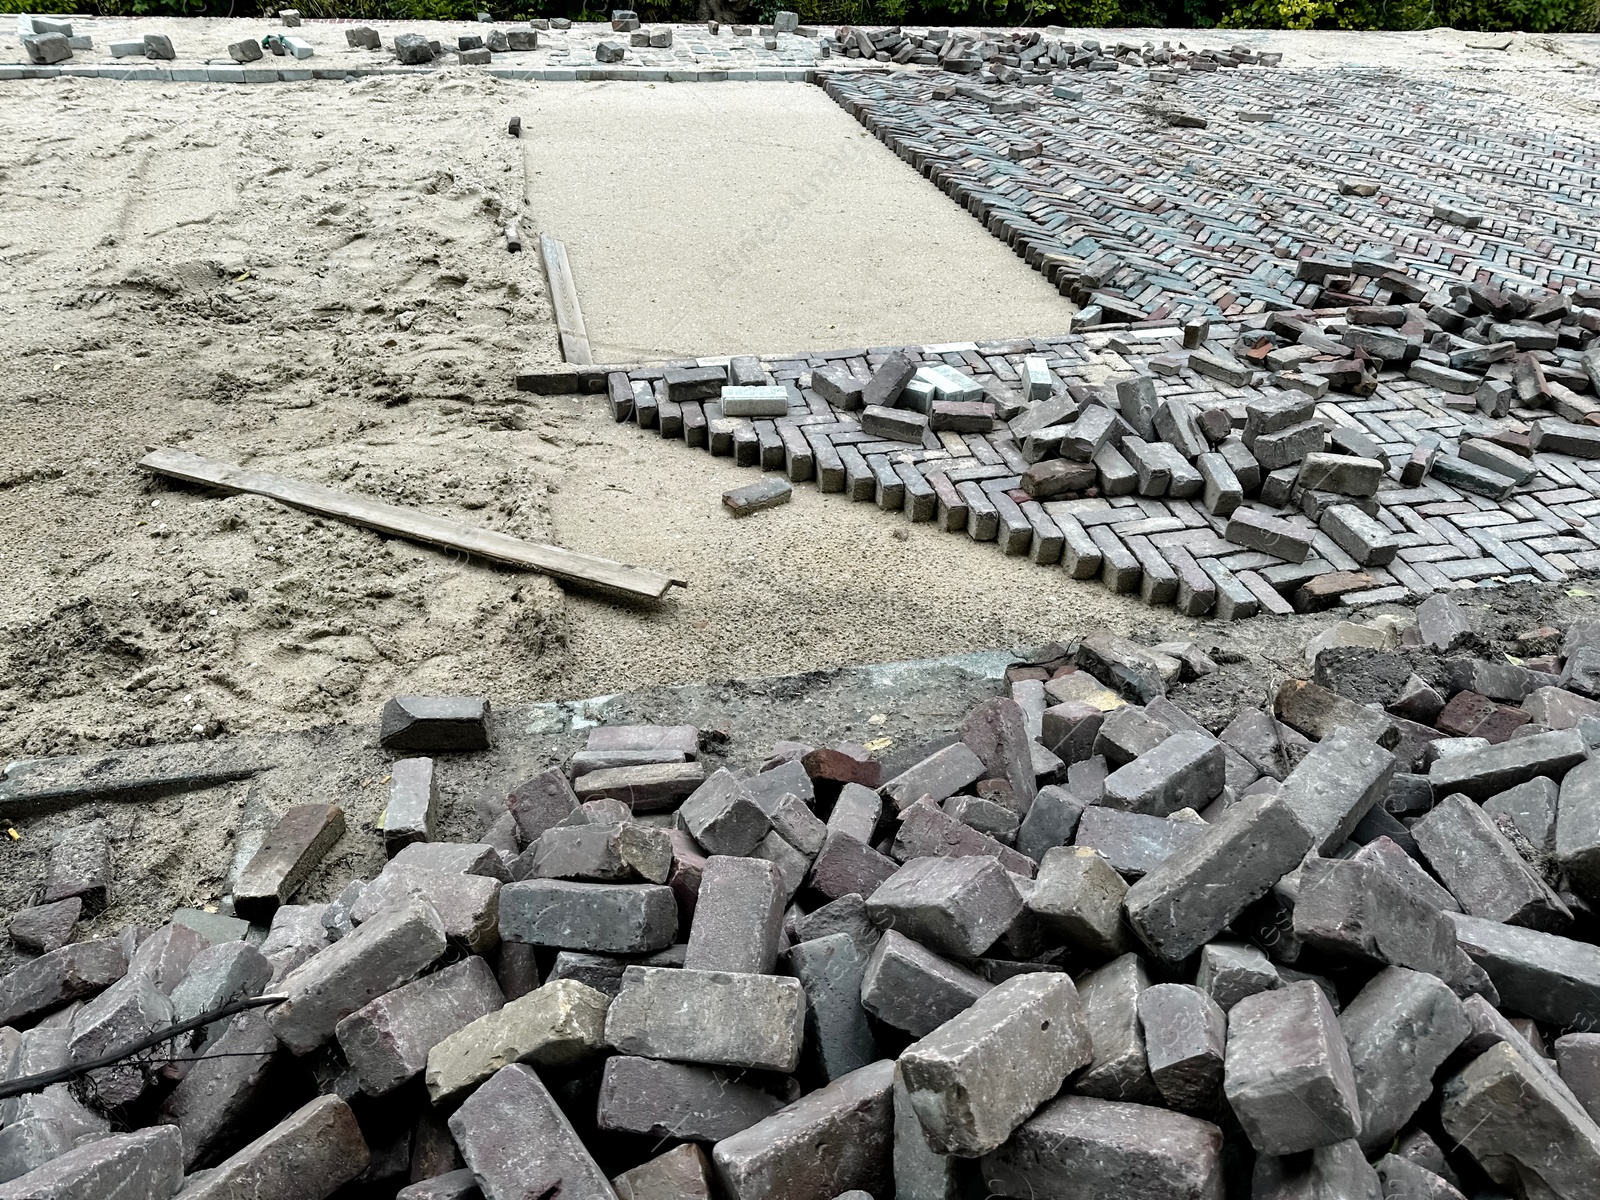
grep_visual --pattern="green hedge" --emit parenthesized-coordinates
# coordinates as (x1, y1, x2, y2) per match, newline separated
(4, 0, 1591, 37)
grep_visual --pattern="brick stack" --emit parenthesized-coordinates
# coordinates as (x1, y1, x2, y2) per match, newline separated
(6, 607, 1600, 1197)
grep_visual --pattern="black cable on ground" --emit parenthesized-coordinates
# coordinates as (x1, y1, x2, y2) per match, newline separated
(0, 993, 287, 1102)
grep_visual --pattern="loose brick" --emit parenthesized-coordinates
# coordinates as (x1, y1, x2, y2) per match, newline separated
(425, 978, 610, 1104)
(711, 1060, 894, 1200)
(1124, 791, 1312, 964)
(499, 879, 677, 954)
(684, 856, 786, 973)
(605, 966, 805, 1072)
(1138, 983, 1226, 1116)
(267, 897, 447, 1056)
(866, 855, 1023, 959)
(1028, 846, 1129, 957)
(981, 1095, 1224, 1200)
(597, 1056, 790, 1142)
(1415, 793, 1571, 929)
(1102, 731, 1224, 817)
(234, 803, 346, 923)
(180, 1095, 368, 1200)
(899, 973, 1091, 1155)
(859, 929, 992, 1037)
(1224, 980, 1361, 1155)
(449, 1064, 611, 1199)
(379, 695, 489, 752)
(1072, 953, 1158, 1104)
(1340, 966, 1471, 1153)
(334, 955, 504, 1096)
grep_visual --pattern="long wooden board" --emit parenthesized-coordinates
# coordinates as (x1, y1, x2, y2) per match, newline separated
(139, 449, 686, 603)
(540, 234, 593, 365)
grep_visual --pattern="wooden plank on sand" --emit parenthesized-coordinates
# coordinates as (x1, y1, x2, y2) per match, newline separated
(138, 448, 686, 603)
(540, 233, 593, 365)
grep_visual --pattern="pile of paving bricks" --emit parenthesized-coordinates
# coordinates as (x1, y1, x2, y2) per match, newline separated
(5, 602, 1600, 1197)
(526, 277, 1600, 618)
(826, 24, 1279, 78)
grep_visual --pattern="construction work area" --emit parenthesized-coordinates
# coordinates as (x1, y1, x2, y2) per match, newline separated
(5, 11, 1600, 1200)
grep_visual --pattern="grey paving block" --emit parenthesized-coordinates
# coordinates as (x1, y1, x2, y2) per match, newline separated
(1555, 1032, 1600, 1124)
(891, 800, 1036, 877)
(1102, 731, 1225, 817)
(159, 1008, 281, 1170)
(354, 862, 502, 952)
(1440, 1040, 1600, 1200)
(7, 898, 80, 957)
(576, 761, 707, 812)
(379, 695, 490, 752)
(1028, 845, 1129, 957)
(396, 1169, 481, 1200)
(1224, 979, 1361, 1155)
(1124, 791, 1311, 963)
(266, 897, 448, 1055)
(0, 1127, 182, 1200)
(1415, 792, 1571, 929)
(685, 855, 785, 973)
(334, 955, 504, 1095)
(598, 1055, 790, 1142)
(1556, 755, 1600, 900)
(383, 758, 439, 855)
(40, 822, 112, 909)
(1137, 983, 1225, 1117)
(980, 1094, 1224, 1200)
(606, 965, 805, 1072)
(499, 879, 676, 954)
(807, 829, 899, 901)
(785, 932, 878, 1083)
(893, 1062, 971, 1200)
(1040, 701, 1105, 765)
(169, 940, 272, 1026)
(1195, 940, 1280, 1011)
(424, 978, 609, 1104)
(1253, 1140, 1381, 1200)
(725, 477, 793, 516)
(612, 1144, 714, 1200)
(507, 767, 580, 842)
(880, 743, 986, 812)
(235, 803, 346, 923)
(1072, 952, 1158, 1104)
(1349, 834, 1460, 913)
(0, 940, 126, 1029)
(711, 1059, 894, 1200)
(1447, 912, 1600, 1030)
(790, 892, 877, 951)
(1015, 784, 1089, 862)
(259, 904, 330, 982)
(1293, 858, 1485, 998)
(680, 769, 771, 856)
(1091, 706, 1170, 770)
(900, 973, 1091, 1155)
(1373, 1154, 1467, 1200)
(180, 1095, 369, 1200)
(1428, 727, 1587, 801)
(1073, 806, 1203, 880)
(1340, 966, 1470, 1154)
(448, 1064, 611, 1200)
(959, 697, 1038, 810)
(1275, 730, 1395, 854)
(859, 929, 992, 1037)
(866, 855, 1022, 958)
